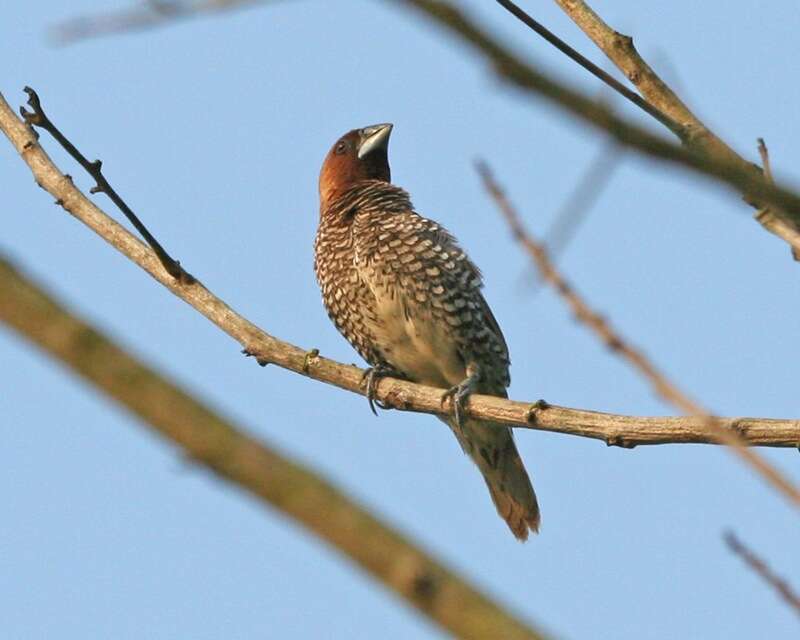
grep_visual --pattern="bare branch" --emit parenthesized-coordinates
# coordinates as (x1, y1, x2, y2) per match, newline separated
(724, 531, 800, 619)
(3, 89, 800, 450)
(19, 87, 192, 283)
(495, 0, 684, 137)
(546, 0, 800, 253)
(543, 139, 622, 259)
(753, 139, 800, 260)
(0, 256, 549, 640)
(50, 0, 265, 45)
(51, 0, 800, 249)
(390, 0, 800, 247)
(476, 160, 800, 509)
(2, 91, 800, 452)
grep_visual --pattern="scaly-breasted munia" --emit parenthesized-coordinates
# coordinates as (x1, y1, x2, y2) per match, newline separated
(314, 123, 539, 539)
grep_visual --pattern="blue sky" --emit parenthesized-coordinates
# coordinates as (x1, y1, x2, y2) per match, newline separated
(2, 1, 799, 638)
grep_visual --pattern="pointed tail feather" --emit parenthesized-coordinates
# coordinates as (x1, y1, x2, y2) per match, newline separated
(447, 417, 540, 540)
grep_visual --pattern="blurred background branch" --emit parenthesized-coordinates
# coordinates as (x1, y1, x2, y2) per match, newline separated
(724, 531, 800, 619)
(0, 253, 550, 640)
(49, 0, 800, 254)
(476, 160, 800, 510)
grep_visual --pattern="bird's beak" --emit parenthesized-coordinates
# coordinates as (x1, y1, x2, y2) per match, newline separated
(357, 123, 393, 159)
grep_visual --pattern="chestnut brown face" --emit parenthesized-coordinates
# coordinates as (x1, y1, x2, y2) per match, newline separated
(319, 123, 393, 210)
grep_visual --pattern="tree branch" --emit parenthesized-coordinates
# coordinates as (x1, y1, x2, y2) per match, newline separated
(2, 90, 800, 451)
(494, 0, 685, 137)
(724, 531, 800, 619)
(391, 0, 800, 250)
(50, 0, 266, 45)
(0, 255, 548, 640)
(51, 0, 800, 250)
(475, 160, 800, 509)
(546, 0, 800, 252)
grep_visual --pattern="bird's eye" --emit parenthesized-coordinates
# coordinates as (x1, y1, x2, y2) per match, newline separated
(335, 141, 348, 155)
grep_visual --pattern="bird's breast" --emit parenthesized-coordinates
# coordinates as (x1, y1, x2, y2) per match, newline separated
(357, 259, 467, 389)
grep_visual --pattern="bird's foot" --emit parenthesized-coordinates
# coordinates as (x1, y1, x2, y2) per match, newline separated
(441, 368, 481, 432)
(361, 364, 398, 416)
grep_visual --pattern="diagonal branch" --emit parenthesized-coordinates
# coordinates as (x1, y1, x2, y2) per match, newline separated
(542, 139, 622, 260)
(0, 255, 549, 640)
(2, 91, 800, 451)
(545, 0, 800, 251)
(18, 87, 193, 283)
(724, 531, 800, 619)
(494, 0, 684, 137)
(51, 0, 800, 250)
(50, 0, 267, 45)
(476, 160, 800, 510)
(390, 0, 800, 249)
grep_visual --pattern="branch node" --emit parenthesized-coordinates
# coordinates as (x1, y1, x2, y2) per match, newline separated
(241, 347, 269, 367)
(612, 31, 633, 49)
(606, 434, 636, 449)
(526, 399, 550, 426)
(729, 418, 747, 439)
(302, 348, 320, 373)
(411, 570, 439, 604)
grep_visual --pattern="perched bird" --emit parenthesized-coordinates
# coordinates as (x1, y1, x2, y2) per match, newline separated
(314, 123, 540, 539)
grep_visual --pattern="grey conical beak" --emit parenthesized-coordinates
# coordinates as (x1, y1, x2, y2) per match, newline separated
(357, 123, 393, 159)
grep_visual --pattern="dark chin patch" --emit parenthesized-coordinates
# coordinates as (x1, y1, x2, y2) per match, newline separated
(361, 148, 391, 183)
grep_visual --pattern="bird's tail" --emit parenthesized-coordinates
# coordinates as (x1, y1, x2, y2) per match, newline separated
(447, 417, 540, 541)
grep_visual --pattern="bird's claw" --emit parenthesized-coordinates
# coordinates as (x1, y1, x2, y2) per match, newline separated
(361, 365, 395, 416)
(441, 371, 480, 432)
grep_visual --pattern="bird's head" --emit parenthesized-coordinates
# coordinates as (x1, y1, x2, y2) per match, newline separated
(319, 123, 393, 210)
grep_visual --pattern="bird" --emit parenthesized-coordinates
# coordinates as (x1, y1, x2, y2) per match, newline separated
(314, 123, 540, 540)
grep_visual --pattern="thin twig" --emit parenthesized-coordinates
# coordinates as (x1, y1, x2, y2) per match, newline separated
(724, 531, 800, 619)
(495, 0, 684, 137)
(546, 0, 800, 253)
(0, 256, 548, 640)
(753, 139, 800, 260)
(392, 0, 800, 242)
(2, 91, 800, 450)
(475, 159, 800, 510)
(543, 139, 622, 259)
(50, 0, 262, 44)
(18, 87, 193, 284)
(50, 1, 800, 245)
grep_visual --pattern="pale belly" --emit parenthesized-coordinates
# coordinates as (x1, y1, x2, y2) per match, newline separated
(367, 285, 465, 389)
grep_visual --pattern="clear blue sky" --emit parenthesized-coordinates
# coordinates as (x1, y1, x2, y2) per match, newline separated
(3, 1, 799, 638)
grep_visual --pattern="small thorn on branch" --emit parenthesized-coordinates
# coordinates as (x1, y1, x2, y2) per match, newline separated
(241, 347, 269, 367)
(606, 435, 636, 449)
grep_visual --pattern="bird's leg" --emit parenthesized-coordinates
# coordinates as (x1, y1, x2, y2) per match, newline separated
(441, 364, 482, 432)
(361, 363, 400, 416)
